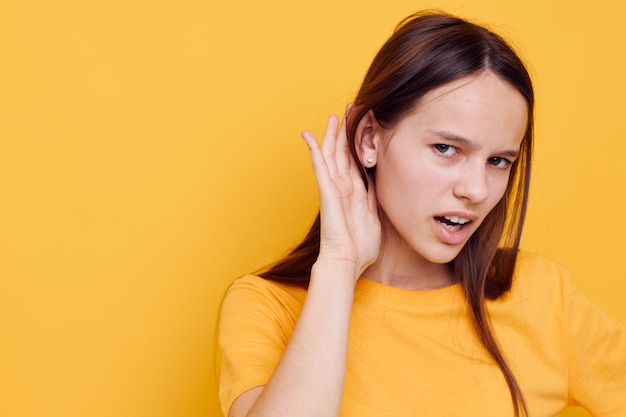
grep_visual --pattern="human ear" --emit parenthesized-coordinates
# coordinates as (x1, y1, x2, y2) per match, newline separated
(354, 110, 383, 168)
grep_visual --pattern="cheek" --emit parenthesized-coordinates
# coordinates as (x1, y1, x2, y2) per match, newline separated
(377, 151, 455, 195)
(487, 178, 511, 210)
(375, 164, 445, 216)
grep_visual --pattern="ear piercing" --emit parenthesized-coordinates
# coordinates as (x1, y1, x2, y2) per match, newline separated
(366, 157, 375, 164)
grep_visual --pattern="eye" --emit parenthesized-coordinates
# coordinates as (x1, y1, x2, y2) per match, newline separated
(433, 144, 458, 156)
(488, 156, 512, 169)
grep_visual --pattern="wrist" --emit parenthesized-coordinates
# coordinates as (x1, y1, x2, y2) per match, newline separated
(311, 257, 361, 288)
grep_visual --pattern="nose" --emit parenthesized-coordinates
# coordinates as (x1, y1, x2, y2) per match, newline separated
(453, 163, 489, 203)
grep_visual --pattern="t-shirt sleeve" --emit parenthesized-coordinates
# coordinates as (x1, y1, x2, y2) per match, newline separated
(217, 276, 302, 417)
(566, 282, 626, 416)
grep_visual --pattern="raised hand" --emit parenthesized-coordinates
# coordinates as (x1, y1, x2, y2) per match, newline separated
(301, 108, 381, 282)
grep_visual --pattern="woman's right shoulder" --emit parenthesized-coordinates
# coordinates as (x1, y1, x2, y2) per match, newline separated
(226, 274, 307, 298)
(221, 275, 307, 318)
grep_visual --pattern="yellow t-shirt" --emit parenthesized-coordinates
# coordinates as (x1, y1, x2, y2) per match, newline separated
(217, 253, 626, 416)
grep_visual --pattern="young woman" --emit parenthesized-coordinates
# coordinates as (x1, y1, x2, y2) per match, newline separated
(218, 11, 626, 417)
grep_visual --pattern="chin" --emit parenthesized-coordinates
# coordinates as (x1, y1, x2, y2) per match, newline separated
(420, 244, 465, 265)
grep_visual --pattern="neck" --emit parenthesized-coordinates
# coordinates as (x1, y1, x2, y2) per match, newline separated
(362, 214, 460, 290)
(363, 247, 457, 291)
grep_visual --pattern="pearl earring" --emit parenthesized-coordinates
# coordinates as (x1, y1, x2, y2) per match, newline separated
(366, 157, 374, 164)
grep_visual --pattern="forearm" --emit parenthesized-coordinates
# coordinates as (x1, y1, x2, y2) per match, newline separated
(246, 260, 358, 417)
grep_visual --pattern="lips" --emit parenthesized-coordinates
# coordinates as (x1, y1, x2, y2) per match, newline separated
(431, 212, 478, 246)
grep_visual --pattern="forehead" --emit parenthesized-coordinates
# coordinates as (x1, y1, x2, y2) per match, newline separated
(400, 72, 529, 149)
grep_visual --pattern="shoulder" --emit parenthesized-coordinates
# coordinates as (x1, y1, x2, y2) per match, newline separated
(513, 251, 571, 279)
(221, 275, 307, 324)
(510, 251, 572, 296)
(491, 251, 573, 316)
(224, 274, 307, 303)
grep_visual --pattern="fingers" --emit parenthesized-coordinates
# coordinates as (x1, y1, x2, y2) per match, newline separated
(300, 106, 367, 196)
(302, 113, 342, 180)
(300, 129, 321, 153)
(301, 129, 332, 192)
(320, 106, 357, 178)
(321, 114, 341, 177)
(334, 109, 351, 175)
(338, 105, 364, 182)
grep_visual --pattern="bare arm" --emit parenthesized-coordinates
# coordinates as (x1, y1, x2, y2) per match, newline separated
(228, 110, 381, 417)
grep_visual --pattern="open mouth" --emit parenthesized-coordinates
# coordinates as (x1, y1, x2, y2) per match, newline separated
(435, 215, 471, 232)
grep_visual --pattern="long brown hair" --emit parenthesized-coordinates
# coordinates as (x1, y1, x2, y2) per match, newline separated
(260, 11, 533, 416)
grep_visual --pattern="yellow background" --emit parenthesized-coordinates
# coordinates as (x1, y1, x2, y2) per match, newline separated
(1, 0, 624, 416)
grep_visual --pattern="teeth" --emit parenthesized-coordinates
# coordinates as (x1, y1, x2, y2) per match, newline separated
(444, 215, 470, 225)
(441, 223, 462, 232)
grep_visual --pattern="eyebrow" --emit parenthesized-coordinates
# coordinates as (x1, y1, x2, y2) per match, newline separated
(429, 129, 520, 158)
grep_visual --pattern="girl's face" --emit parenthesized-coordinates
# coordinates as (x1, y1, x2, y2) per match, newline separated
(363, 71, 528, 274)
